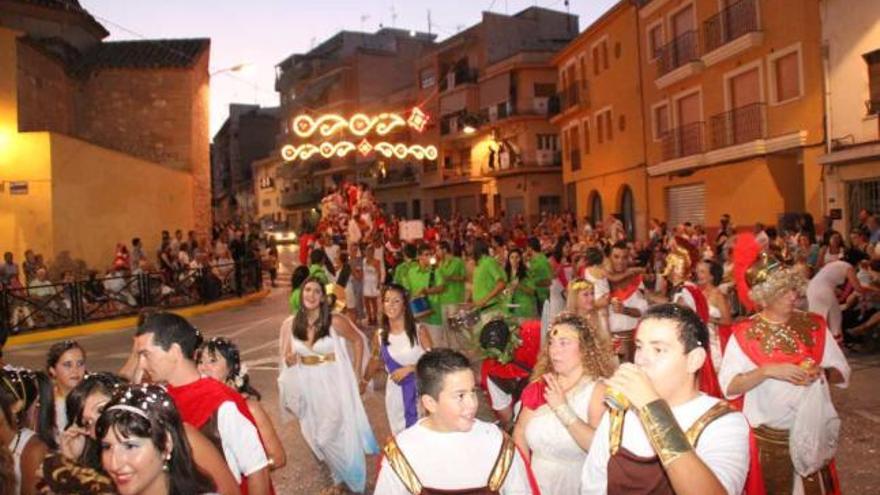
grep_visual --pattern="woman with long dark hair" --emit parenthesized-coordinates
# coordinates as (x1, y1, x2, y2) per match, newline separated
(96, 384, 214, 495)
(503, 248, 537, 318)
(196, 337, 286, 470)
(46, 340, 86, 440)
(277, 277, 378, 493)
(365, 284, 432, 434)
(0, 369, 50, 495)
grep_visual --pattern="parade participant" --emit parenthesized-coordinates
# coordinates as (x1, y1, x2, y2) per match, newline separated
(96, 384, 216, 495)
(277, 278, 378, 494)
(45, 340, 86, 439)
(503, 248, 537, 318)
(472, 238, 508, 312)
(393, 244, 418, 290)
(134, 312, 271, 495)
(197, 337, 286, 470)
(0, 369, 50, 495)
(565, 278, 613, 354)
(375, 348, 538, 494)
(607, 242, 648, 363)
(696, 259, 732, 375)
(406, 245, 446, 346)
(365, 284, 432, 434)
(288, 265, 310, 315)
(477, 317, 542, 431)
(525, 238, 552, 311)
(514, 313, 615, 494)
(436, 241, 466, 307)
(807, 257, 880, 339)
(308, 248, 333, 285)
(55, 373, 238, 495)
(363, 243, 382, 326)
(581, 304, 751, 495)
(720, 233, 851, 494)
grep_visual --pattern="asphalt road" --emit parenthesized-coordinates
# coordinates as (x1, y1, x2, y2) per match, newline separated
(5, 256, 880, 493)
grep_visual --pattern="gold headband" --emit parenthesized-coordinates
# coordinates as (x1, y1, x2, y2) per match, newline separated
(569, 278, 594, 293)
(549, 324, 581, 340)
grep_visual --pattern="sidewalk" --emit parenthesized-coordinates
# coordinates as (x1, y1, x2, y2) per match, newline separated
(6, 289, 271, 348)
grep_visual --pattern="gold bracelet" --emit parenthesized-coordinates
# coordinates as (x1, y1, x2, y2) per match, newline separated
(553, 403, 579, 427)
(636, 399, 693, 467)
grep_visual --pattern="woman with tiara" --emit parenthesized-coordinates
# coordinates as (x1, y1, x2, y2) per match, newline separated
(278, 277, 378, 494)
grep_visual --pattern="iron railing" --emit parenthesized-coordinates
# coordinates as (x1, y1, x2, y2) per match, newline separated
(703, 0, 760, 53)
(657, 30, 701, 77)
(0, 260, 262, 334)
(662, 121, 704, 160)
(439, 67, 480, 92)
(709, 102, 766, 150)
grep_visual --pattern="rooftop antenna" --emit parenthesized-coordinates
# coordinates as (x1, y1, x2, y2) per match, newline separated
(427, 9, 432, 35)
(390, 2, 398, 27)
(360, 14, 370, 31)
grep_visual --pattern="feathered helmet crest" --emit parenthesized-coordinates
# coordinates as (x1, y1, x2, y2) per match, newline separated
(733, 232, 806, 312)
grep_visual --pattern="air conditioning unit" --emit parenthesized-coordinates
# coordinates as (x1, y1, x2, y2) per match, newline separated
(533, 97, 549, 115)
(488, 106, 498, 122)
(536, 150, 553, 166)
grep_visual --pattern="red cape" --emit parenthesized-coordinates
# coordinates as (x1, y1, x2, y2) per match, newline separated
(610, 275, 643, 302)
(480, 321, 542, 402)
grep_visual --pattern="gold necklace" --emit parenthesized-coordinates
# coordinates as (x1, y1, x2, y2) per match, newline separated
(747, 311, 818, 355)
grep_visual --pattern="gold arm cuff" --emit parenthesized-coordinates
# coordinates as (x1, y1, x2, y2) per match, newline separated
(636, 399, 693, 468)
(553, 403, 579, 427)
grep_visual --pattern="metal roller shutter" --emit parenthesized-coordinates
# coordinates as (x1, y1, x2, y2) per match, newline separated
(666, 183, 705, 226)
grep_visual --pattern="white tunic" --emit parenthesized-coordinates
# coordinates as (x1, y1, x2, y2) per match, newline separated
(707, 304, 724, 375)
(608, 282, 648, 334)
(806, 261, 852, 335)
(718, 328, 851, 430)
(10, 428, 36, 495)
(383, 331, 426, 434)
(375, 419, 533, 494)
(524, 378, 596, 494)
(580, 394, 750, 495)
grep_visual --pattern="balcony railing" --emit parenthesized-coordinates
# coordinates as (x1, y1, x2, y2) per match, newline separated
(709, 102, 766, 150)
(439, 67, 480, 92)
(662, 121, 704, 160)
(281, 188, 323, 208)
(657, 30, 701, 77)
(703, 0, 759, 53)
(376, 166, 417, 186)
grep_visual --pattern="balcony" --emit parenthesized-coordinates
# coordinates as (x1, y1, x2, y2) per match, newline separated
(488, 151, 561, 176)
(281, 188, 323, 208)
(439, 67, 479, 92)
(375, 165, 418, 188)
(423, 159, 439, 173)
(549, 83, 588, 118)
(709, 102, 766, 150)
(702, 0, 763, 67)
(867, 99, 880, 116)
(656, 31, 702, 88)
(662, 122, 704, 161)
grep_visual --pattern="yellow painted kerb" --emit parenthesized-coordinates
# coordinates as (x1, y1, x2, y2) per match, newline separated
(6, 289, 271, 348)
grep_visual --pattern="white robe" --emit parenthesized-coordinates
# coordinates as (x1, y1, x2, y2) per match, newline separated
(375, 419, 534, 494)
(580, 394, 750, 495)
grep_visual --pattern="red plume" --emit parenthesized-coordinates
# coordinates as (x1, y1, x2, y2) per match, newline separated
(733, 233, 762, 313)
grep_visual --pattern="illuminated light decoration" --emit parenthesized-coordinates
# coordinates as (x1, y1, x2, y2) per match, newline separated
(407, 107, 429, 132)
(281, 140, 437, 162)
(292, 112, 406, 138)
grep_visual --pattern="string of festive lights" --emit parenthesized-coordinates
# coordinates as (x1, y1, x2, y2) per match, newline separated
(291, 107, 429, 138)
(281, 139, 437, 162)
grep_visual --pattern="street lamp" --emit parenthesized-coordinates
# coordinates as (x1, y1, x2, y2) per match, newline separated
(210, 63, 253, 76)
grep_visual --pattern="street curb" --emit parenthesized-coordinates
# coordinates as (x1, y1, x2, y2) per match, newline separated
(6, 289, 272, 348)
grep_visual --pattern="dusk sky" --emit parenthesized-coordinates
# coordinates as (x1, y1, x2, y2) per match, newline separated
(81, 0, 619, 138)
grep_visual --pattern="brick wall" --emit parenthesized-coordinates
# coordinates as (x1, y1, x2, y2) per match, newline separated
(16, 40, 74, 134)
(188, 50, 212, 238)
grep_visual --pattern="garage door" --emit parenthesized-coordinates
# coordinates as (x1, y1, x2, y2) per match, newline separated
(666, 183, 705, 227)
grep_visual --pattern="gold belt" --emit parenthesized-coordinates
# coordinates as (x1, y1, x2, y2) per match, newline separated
(300, 353, 336, 365)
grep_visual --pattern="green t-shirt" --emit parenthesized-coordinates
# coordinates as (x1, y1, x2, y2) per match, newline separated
(527, 253, 552, 304)
(504, 275, 537, 318)
(437, 256, 466, 305)
(406, 264, 444, 325)
(393, 260, 415, 291)
(473, 255, 507, 310)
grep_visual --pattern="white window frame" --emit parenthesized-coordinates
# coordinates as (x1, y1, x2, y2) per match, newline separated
(722, 58, 765, 111)
(561, 59, 577, 90)
(645, 19, 665, 63)
(767, 42, 804, 106)
(651, 99, 671, 141)
(594, 105, 613, 144)
(666, 1, 697, 42)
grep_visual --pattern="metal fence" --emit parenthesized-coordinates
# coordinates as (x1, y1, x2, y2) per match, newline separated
(0, 259, 263, 335)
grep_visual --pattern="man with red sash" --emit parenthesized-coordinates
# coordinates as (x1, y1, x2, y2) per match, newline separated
(135, 312, 272, 495)
(581, 303, 751, 495)
(719, 233, 850, 495)
(477, 318, 542, 431)
(607, 241, 648, 363)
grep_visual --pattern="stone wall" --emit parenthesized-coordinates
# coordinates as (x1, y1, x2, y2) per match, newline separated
(16, 40, 75, 134)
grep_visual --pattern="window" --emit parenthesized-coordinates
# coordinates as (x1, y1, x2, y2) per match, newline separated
(602, 40, 610, 69)
(589, 191, 603, 227)
(420, 68, 436, 89)
(537, 134, 559, 151)
(596, 108, 613, 143)
(769, 45, 803, 105)
(579, 56, 588, 91)
(653, 103, 670, 140)
(571, 126, 581, 171)
(593, 46, 600, 75)
(605, 110, 614, 141)
(620, 185, 635, 240)
(863, 49, 880, 114)
(539, 196, 562, 214)
(597, 113, 604, 144)
(583, 119, 591, 155)
(648, 23, 663, 60)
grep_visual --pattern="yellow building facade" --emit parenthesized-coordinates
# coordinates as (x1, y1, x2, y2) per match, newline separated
(0, 27, 198, 269)
(637, 0, 826, 231)
(552, 2, 648, 239)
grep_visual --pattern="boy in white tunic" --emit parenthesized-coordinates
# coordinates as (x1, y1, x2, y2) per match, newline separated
(375, 348, 537, 494)
(581, 304, 751, 495)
